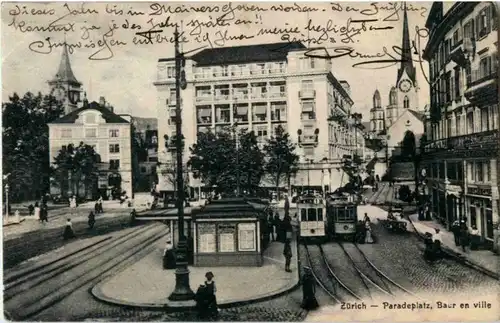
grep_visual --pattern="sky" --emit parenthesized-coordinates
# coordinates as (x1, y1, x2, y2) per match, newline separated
(1, 1, 451, 120)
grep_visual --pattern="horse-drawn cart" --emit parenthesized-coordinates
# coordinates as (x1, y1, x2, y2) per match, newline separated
(384, 205, 407, 233)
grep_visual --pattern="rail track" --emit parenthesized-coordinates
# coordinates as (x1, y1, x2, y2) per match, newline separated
(4, 223, 168, 320)
(337, 242, 418, 299)
(302, 244, 340, 304)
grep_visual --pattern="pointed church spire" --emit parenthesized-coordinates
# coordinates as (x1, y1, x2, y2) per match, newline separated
(397, 2, 416, 84)
(53, 42, 81, 86)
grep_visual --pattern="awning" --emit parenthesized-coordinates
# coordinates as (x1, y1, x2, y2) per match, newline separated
(198, 109, 211, 117)
(236, 106, 248, 115)
(253, 105, 267, 114)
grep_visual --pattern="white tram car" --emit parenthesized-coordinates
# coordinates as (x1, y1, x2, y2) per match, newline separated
(297, 194, 327, 242)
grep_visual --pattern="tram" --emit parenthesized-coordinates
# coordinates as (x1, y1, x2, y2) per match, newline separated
(297, 194, 327, 242)
(326, 193, 358, 241)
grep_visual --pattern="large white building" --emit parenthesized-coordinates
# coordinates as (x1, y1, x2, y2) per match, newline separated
(422, 2, 499, 246)
(154, 42, 364, 197)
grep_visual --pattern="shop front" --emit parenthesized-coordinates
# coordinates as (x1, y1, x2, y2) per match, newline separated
(466, 186, 495, 247)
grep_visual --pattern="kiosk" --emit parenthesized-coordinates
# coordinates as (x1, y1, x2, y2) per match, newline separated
(192, 198, 263, 267)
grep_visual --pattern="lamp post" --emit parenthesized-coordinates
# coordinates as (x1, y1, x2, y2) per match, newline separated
(4, 183, 9, 220)
(168, 26, 195, 304)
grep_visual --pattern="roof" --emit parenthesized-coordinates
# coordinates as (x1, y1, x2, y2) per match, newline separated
(408, 109, 426, 121)
(50, 101, 130, 124)
(50, 45, 81, 85)
(189, 42, 306, 66)
(192, 200, 260, 219)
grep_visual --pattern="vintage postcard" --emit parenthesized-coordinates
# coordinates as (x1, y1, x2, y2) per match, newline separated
(2, 1, 499, 322)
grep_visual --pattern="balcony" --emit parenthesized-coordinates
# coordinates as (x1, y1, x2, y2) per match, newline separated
(423, 130, 499, 158)
(250, 91, 268, 100)
(465, 57, 498, 104)
(193, 67, 286, 80)
(269, 91, 287, 99)
(299, 134, 318, 147)
(299, 90, 316, 99)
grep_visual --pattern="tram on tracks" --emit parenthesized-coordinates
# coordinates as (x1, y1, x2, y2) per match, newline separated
(297, 194, 327, 243)
(326, 193, 358, 242)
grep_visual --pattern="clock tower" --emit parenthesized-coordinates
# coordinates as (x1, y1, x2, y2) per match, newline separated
(394, 3, 419, 118)
(48, 44, 83, 115)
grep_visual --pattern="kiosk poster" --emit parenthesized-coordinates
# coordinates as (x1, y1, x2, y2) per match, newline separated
(2, 1, 499, 322)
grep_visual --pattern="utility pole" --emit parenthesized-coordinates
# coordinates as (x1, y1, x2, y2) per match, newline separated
(168, 26, 195, 303)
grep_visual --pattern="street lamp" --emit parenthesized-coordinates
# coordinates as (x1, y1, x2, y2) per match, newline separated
(168, 26, 195, 304)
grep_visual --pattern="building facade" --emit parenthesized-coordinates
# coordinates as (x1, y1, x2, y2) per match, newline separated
(47, 47, 133, 199)
(154, 42, 362, 197)
(422, 2, 499, 246)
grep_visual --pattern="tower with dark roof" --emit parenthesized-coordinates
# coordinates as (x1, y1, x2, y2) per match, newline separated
(48, 44, 83, 115)
(370, 90, 385, 133)
(393, 3, 419, 120)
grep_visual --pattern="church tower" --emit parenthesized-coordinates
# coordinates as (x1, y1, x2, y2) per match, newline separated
(370, 89, 385, 133)
(394, 3, 419, 115)
(47, 44, 83, 115)
(386, 86, 398, 127)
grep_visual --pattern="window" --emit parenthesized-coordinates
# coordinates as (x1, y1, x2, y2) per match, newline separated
(403, 96, 409, 109)
(477, 7, 491, 38)
(109, 129, 119, 137)
(454, 68, 461, 99)
(490, 106, 499, 129)
(110, 159, 120, 170)
(85, 114, 96, 124)
(452, 30, 459, 46)
(85, 128, 97, 138)
(464, 19, 475, 39)
(301, 208, 307, 221)
(467, 112, 474, 134)
(308, 208, 317, 221)
(109, 144, 120, 153)
(481, 108, 489, 131)
(167, 66, 175, 78)
(61, 129, 72, 138)
(310, 58, 315, 69)
(169, 88, 176, 104)
(301, 80, 314, 91)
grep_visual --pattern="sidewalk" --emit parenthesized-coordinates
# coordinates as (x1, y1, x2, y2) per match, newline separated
(408, 213, 499, 279)
(91, 237, 300, 310)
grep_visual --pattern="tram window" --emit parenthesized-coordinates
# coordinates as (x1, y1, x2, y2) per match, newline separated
(337, 208, 345, 221)
(308, 208, 317, 221)
(317, 208, 323, 221)
(346, 207, 355, 220)
(301, 209, 307, 221)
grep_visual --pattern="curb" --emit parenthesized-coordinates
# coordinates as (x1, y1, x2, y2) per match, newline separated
(3, 218, 26, 227)
(406, 214, 500, 281)
(91, 257, 301, 312)
(91, 271, 301, 312)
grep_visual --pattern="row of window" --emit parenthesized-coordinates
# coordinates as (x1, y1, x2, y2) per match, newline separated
(429, 105, 498, 141)
(429, 160, 491, 183)
(194, 103, 287, 125)
(60, 128, 120, 139)
(195, 124, 287, 142)
(429, 4, 496, 76)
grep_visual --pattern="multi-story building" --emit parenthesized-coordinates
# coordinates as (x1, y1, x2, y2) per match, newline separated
(154, 42, 361, 197)
(48, 46, 133, 199)
(422, 2, 499, 247)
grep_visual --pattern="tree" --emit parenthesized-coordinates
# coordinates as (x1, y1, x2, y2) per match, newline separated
(341, 154, 364, 192)
(188, 129, 238, 194)
(52, 142, 100, 198)
(2, 92, 64, 201)
(130, 124, 146, 192)
(401, 130, 417, 159)
(263, 126, 299, 200)
(238, 130, 265, 195)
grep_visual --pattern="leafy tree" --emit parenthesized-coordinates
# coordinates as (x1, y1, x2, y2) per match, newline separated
(188, 129, 238, 194)
(341, 154, 364, 191)
(52, 142, 100, 198)
(2, 92, 64, 201)
(263, 126, 299, 200)
(401, 130, 416, 159)
(238, 130, 265, 195)
(130, 124, 145, 192)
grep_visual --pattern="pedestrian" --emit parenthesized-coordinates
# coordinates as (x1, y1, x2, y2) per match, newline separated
(451, 220, 461, 246)
(432, 228, 443, 258)
(268, 212, 275, 241)
(284, 195, 290, 217)
(28, 204, 34, 216)
(204, 271, 218, 316)
(94, 202, 100, 215)
(365, 221, 374, 244)
(363, 213, 370, 224)
(301, 266, 319, 310)
(469, 225, 480, 250)
(34, 202, 40, 221)
(88, 211, 96, 229)
(98, 197, 104, 213)
(63, 218, 75, 240)
(163, 240, 176, 269)
(423, 232, 435, 262)
(273, 212, 280, 242)
(283, 239, 292, 272)
(40, 204, 48, 223)
(130, 209, 137, 226)
(355, 220, 365, 243)
(459, 221, 469, 252)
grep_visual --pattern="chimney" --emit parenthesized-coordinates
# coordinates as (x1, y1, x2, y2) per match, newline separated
(99, 96, 106, 107)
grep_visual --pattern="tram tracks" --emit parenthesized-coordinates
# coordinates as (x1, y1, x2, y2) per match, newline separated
(4, 223, 169, 321)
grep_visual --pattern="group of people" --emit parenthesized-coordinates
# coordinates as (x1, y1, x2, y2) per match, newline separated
(355, 213, 374, 244)
(94, 197, 104, 214)
(424, 228, 443, 262)
(451, 218, 480, 251)
(28, 201, 49, 222)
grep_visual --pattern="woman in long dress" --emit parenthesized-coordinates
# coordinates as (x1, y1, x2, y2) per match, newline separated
(365, 221, 374, 243)
(34, 202, 41, 221)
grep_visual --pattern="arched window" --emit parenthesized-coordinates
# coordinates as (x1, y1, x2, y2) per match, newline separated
(404, 96, 410, 109)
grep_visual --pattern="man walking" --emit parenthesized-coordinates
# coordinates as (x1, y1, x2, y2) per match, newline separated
(283, 239, 292, 272)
